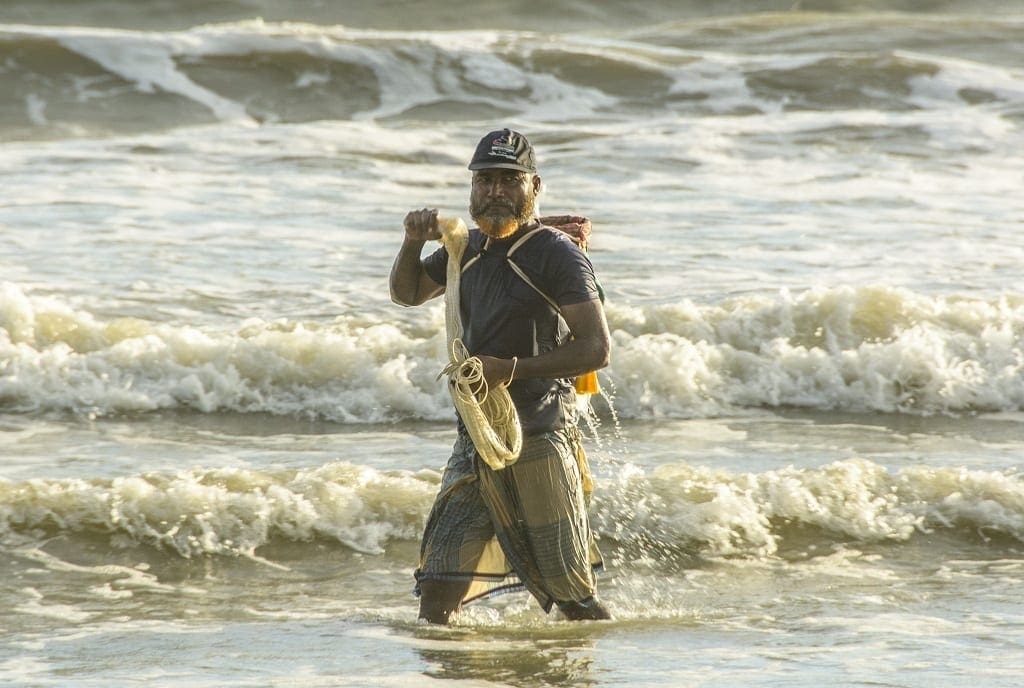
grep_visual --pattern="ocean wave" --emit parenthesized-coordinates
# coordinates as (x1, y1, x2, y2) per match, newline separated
(3, 0, 1021, 34)
(0, 282, 454, 421)
(1, 458, 1020, 561)
(2, 17, 1021, 140)
(0, 462, 438, 558)
(595, 458, 1024, 559)
(2, 283, 1022, 420)
(604, 285, 1024, 416)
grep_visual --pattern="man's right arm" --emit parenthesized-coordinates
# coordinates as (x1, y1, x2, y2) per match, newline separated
(389, 208, 445, 306)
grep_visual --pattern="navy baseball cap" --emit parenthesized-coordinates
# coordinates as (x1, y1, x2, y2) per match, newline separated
(468, 129, 537, 173)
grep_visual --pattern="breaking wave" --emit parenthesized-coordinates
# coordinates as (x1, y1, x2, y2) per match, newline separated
(2, 282, 1022, 420)
(3, 15, 1022, 140)
(1, 457, 1020, 560)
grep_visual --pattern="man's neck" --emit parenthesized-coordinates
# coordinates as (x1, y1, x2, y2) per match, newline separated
(488, 218, 540, 244)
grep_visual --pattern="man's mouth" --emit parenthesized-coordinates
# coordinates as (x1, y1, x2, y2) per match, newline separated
(484, 202, 514, 214)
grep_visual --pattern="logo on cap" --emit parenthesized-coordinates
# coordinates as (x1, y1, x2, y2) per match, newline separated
(489, 134, 519, 161)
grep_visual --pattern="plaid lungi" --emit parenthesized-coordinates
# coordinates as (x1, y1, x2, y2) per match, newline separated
(414, 428, 603, 612)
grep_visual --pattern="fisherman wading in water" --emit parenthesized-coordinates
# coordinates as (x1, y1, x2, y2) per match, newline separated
(389, 129, 612, 624)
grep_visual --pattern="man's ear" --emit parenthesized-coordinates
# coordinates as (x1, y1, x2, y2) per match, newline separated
(532, 174, 542, 193)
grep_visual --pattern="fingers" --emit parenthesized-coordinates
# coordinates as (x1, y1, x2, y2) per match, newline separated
(477, 355, 514, 390)
(403, 208, 440, 241)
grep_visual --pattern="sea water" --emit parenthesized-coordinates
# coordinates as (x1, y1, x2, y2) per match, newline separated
(1, 1, 1023, 686)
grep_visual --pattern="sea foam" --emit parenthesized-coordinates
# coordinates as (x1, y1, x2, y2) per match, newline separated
(2, 282, 1022, 419)
(0, 462, 438, 558)
(592, 458, 1024, 559)
(1, 458, 1020, 561)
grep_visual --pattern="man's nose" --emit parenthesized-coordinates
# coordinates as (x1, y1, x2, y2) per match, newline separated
(484, 179, 504, 197)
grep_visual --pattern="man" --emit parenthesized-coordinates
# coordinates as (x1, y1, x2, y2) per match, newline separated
(390, 128, 612, 623)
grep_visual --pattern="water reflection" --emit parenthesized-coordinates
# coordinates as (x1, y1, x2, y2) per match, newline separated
(414, 628, 599, 687)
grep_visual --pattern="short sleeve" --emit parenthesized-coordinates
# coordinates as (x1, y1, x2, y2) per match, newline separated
(542, 234, 600, 307)
(421, 244, 449, 286)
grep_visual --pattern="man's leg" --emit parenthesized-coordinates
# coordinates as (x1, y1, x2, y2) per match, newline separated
(418, 579, 472, 624)
(557, 596, 612, 621)
(416, 435, 495, 624)
(498, 432, 609, 617)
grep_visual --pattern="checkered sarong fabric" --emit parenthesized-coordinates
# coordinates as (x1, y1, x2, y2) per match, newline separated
(415, 428, 603, 611)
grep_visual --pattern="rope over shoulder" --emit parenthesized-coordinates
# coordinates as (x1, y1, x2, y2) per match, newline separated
(436, 216, 522, 470)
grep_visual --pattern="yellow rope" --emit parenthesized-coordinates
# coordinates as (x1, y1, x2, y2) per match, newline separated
(436, 216, 522, 470)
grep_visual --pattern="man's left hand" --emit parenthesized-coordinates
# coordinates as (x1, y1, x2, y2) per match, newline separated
(476, 355, 515, 392)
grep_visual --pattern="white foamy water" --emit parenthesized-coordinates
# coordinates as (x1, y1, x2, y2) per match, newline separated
(2, 282, 1021, 421)
(2, 2, 1023, 686)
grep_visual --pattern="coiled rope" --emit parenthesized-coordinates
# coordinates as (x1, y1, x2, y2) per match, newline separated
(436, 216, 522, 471)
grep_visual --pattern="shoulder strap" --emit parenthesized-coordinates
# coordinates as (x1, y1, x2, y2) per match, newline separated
(461, 253, 483, 273)
(506, 259, 561, 314)
(457, 226, 563, 313)
(506, 227, 562, 314)
(458, 233, 497, 274)
(507, 227, 546, 258)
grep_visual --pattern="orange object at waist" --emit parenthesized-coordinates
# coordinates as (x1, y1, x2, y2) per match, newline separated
(574, 371, 600, 395)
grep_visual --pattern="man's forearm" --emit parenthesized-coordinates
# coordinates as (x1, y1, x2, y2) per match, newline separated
(477, 298, 611, 389)
(514, 334, 610, 382)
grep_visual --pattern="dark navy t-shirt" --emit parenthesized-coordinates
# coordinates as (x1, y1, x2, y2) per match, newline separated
(423, 225, 600, 435)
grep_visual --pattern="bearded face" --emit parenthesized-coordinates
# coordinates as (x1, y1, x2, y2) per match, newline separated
(469, 170, 539, 239)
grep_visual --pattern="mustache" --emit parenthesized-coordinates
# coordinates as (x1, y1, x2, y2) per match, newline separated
(470, 199, 517, 220)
